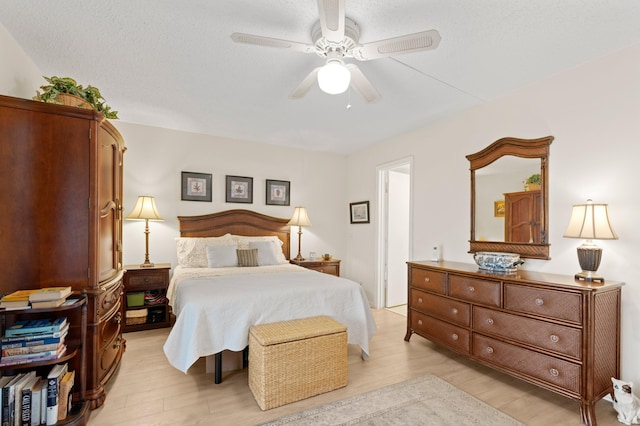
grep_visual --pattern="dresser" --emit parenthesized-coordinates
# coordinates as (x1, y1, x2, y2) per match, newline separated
(0, 94, 125, 409)
(406, 260, 622, 426)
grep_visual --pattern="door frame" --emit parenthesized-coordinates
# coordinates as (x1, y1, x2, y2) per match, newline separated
(376, 156, 413, 308)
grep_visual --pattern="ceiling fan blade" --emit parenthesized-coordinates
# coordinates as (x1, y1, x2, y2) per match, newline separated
(353, 30, 441, 60)
(346, 64, 380, 104)
(231, 32, 313, 53)
(317, 0, 345, 43)
(289, 68, 321, 99)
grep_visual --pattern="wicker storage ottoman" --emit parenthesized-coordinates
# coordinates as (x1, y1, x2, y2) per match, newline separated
(248, 316, 348, 410)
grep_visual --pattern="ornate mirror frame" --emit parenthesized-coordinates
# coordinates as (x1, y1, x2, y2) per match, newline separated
(467, 136, 553, 260)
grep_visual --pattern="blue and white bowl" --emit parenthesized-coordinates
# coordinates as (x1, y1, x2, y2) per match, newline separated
(473, 252, 524, 272)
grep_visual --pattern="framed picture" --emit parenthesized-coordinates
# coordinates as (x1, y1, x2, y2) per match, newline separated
(266, 179, 290, 206)
(350, 201, 370, 224)
(181, 171, 212, 202)
(226, 175, 253, 203)
(494, 200, 505, 217)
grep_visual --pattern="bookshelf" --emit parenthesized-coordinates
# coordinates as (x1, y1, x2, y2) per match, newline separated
(0, 296, 89, 425)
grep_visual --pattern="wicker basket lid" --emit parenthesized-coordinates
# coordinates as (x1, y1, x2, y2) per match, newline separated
(250, 316, 346, 346)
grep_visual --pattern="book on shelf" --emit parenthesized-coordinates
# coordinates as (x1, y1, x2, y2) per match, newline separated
(0, 343, 65, 362)
(20, 375, 39, 426)
(1, 326, 68, 344)
(56, 371, 74, 421)
(2, 342, 61, 357)
(0, 290, 37, 303)
(27, 288, 72, 304)
(4, 318, 67, 338)
(0, 347, 66, 368)
(4, 371, 36, 426)
(45, 364, 68, 426)
(29, 298, 66, 310)
(0, 301, 30, 310)
(37, 379, 47, 426)
(0, 375, 15, 425)
(29, 378, 44, 426)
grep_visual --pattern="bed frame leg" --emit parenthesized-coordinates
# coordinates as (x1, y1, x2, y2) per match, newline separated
(243, 346, 249, 368)
(215, 352, 222, 384)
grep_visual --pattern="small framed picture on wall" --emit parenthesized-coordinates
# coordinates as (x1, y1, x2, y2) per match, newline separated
(266, 179, 290, 206)
(226, 175, 253, 204)
(350, 201, 370, 224)
(181, 171, 212, 202)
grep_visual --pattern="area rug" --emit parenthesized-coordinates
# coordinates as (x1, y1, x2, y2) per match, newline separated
(256, 375, 524, 426)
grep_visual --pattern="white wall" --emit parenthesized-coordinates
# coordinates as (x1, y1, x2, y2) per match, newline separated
(116, 122, 348, 268)
(346, 43, 640, 384)
(0, 23, 43, 97)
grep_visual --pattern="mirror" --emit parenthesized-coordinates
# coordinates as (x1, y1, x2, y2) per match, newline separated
(467, 136, 553, 259)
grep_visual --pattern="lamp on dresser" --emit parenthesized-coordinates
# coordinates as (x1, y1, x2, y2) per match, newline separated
(563, 198, 617, 282)
(287, 206, 312, 261)
(126, 195, 164, 267)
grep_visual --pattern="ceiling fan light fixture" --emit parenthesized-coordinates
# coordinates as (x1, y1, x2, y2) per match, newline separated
(317, 58, 351, 95)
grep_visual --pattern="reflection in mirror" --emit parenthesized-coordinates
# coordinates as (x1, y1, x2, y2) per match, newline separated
(475, 157, 541, 242)
(467, 136, 553, 260)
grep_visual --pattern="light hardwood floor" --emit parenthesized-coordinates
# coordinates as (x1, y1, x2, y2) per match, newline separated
(89, 309, 620, 425)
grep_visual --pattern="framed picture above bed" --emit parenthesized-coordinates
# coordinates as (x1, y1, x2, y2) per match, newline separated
(265, 179, 290, 206)
(350, 200, 370, 224)
(226, 175, 253, 204)
(181, 171, 212, 202)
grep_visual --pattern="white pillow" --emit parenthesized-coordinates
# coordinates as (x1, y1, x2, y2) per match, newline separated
(206, 244, 238, 268)
(231, 235, 287, 264)
(249, 241, 279, 266)
(176, 234, 234, 267)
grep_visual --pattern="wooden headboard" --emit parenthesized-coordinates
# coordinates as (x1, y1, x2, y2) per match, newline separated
(177, 209, 291, 260)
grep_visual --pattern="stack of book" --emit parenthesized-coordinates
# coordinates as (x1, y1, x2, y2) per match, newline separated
(0, 362, 74, 425)
(0, 287, 72, 310)
(0, 318, 68, 367)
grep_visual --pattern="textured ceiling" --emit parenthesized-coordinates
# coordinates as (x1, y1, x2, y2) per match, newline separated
(2, 1, 640, 154)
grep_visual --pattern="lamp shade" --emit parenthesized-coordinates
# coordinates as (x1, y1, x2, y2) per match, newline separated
(317, 59, 351, 95)
(126, 196, 164, 221)
(563, 199, 617, 240)
(288, 206, 312, 227)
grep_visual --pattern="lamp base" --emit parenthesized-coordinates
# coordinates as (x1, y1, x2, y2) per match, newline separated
(140, 261, 155, 268)
(293, 255, 305, 261)
(574, 270, 604, 283)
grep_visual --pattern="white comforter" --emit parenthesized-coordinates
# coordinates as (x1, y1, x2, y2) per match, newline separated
(163, 264, 376, 373)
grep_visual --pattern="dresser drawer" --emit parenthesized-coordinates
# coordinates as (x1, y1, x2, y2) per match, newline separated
(97, 277, 124, 321)
(504, 284, 582, 324)
(411, 310, 470, 354)
(473, 334, 580, 394)
(473, 306, 582, 359)
(449, 275, 500, 307)
(411, 289, 470, 327)
(98, 305, 124, 383)
(410, 268, 446, 294)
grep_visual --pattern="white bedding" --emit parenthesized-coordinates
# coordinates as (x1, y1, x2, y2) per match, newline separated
(163, 264, 377, 373)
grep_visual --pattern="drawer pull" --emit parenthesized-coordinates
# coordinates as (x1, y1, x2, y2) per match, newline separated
(451, 333, 459, 341)
(114, 312, 122, 324)
(468, 286, 475, 293)
(418, 297, 423, 303)
(535, 298, 544, 306)
(550, 335, 559, 343)
(418, 319, 423, 326)
(451, 308, 458, 315)
(144, 277, 150, 283)
(550, 368, 559, 377)
(486, 346, 494, 354)
(424, 277, 430, 283)
(486, 318, 494, 325)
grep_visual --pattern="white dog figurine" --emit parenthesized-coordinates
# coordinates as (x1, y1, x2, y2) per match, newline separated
(612, 378, 640, 425)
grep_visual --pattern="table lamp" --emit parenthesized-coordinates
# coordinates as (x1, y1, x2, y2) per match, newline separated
(287, 206, 312, 261)
(563, 199, 617, 282)
(126, 195, 164, 267)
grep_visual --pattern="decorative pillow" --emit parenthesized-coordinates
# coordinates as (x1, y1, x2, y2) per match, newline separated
(205, 244, 238, 268)
(176, 234, 234, 267)
(249, 241, 280, 266)
(231, 235, 287, 264)
(237, 248, 259, 267)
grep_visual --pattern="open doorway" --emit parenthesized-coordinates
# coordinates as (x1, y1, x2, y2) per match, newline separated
(376, 158, 412, 311)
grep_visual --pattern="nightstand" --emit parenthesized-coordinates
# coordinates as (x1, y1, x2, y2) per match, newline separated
(123, 263, 172, 332)
(290, 259, 341, 276)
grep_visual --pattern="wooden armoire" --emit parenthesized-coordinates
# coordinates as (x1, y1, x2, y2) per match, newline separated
(504, 190, 542, 243)
(0, 94, 125, 408)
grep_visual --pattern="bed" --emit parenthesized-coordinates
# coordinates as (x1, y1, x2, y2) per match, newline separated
(162, 209, 376, 381)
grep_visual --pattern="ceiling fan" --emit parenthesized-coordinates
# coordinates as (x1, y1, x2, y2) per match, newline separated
(231, 0, 441, 103)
